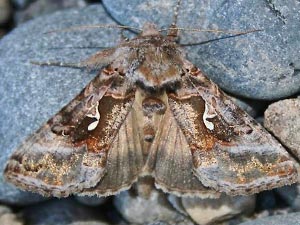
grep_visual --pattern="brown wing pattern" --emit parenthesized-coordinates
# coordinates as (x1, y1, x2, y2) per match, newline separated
(82, 108, 145, 196)
(168, 70, 298, 195)
(4, 73, 136, 197)
(146, 106, 219, 197)
(136, 91, 218, 198)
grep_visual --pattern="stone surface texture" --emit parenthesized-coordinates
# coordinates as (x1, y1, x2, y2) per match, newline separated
(103, 0, 300, 100)
(264, 98, 300, 158)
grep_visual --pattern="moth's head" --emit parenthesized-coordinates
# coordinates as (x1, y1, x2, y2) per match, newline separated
(139, 22, 179, 42)
(141, 23, 160, 36)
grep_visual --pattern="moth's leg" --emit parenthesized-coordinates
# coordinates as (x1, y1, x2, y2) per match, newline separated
(31, 47, 117, 70)
(118, 29, 130, 43)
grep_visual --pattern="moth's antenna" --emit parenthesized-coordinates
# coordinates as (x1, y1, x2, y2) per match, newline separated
(30, 61, 85, 69)
(47, 46, 108, 50)
(44, 24, 142, 34)
(180, 31, 261, 46)
(172, 0, 182, 27)
(168, 0, 182, 39)
(160, 27, 262, 34)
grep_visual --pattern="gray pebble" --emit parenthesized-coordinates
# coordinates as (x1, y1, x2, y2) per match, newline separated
(11, 0, 32, 9)
(145, 218, 194, 225)
(14, 0, 87, 24)
(264, 98, 300, 159)
(0, 183, 47, 205)
(180, 194, 256, 225)
(69, 222, 109, 225)
(239, 212, 300, 225)
(75, 195, 107, 206)
(114, 189, 186, 224)
(275, 184, 300, 211)
(0, 205, 23, 225)
(0, 0, 11, 24)
(22, 198, 106, 225)
(103, 0, 300, 100)
(226, 94, 265, 118)
(256, 191, 277, 211)
(0, 5, 119, 205)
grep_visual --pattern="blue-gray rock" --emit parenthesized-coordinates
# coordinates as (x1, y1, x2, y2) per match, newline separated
(22, 198, 107, 225)
(256, 191, 277, 211)
(180, 194, 256, 225)
(146, 219, 194, 225)
(275, 184, 300, 211)
(114, 189, 186, 224)
(69, 222, 109, 225)
(14, 0, 87, 24)
(103, 0, 300, 100)
(0, 0, 11, 24)
(0, 5, 119, 205)
(0, 205, 23, 225)
(239, 212, 300, 225)
(75, 195, 107, 206)
(0, 183, 47, 205)
(264, 98, 300, 159)
(227, 94, 265, 118)
(11, 0, 32, 9)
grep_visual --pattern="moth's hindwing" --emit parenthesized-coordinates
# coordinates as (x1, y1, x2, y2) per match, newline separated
(4, 73, 136, 197)
(142, 91, 219, 197)
(167, 70, 298, 195)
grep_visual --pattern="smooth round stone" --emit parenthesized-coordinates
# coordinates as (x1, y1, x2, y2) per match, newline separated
(14, 0, 87, 24)
(114, 189, 186, 224)
(0, 184, 47, 205)
(0, 205, 23, 225)
(239, 212, 300, 225)
(11, 0, 32, 9)
(264, 98, 300, 159)
(0, 0, 11, 24)
(75, 195, 107, 206)
(180, 194, 256, 225)
(69, 222, 109, 225)
(255, 191, 277, 211)
(103, 0, 300, 100)
(146, 218, 194, 225)
(227, 94, 265, 118)
(275, 184, 300, 210)
(22, 198, 106, 225)
(0, 5, 119, 205)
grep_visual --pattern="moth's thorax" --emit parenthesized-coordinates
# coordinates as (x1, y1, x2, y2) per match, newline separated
(113, 29, 185, 89)
(133, 39, 183, 88)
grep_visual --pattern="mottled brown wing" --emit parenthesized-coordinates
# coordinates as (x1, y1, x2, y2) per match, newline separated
(168, 71, 298, 196)
(142, 93, 219, 198)
(4, 73, 136, 197)
(81, 107, 145, 196)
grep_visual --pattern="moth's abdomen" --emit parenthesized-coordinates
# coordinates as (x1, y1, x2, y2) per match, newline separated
(133, 90, 168, 147)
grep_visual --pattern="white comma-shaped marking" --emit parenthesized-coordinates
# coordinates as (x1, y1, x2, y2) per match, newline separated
(203, 101, 217, 131)
(86, 101, 100, 131)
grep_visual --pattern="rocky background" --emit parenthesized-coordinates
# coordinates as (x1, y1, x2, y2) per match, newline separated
(0, 0, 300, 224)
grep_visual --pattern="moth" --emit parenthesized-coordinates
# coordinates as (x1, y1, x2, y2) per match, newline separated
(4, 17, 298, 198)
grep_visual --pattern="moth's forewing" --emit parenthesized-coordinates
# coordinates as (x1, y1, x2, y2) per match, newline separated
(81, 102, 145, 196)
(168, 72, 298, 195)
(4, 73, 136, 197)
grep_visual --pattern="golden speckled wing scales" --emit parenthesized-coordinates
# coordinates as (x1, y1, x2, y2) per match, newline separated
(167, 70, 298, 195)
(4, 73, 136, 197)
